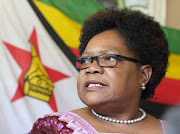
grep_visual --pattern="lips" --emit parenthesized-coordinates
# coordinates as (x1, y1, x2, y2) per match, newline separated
(85, 80, 107, 88)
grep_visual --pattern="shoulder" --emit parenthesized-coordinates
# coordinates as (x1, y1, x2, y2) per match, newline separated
(141, 114, 166, 134)
(28, 111, 89, 134)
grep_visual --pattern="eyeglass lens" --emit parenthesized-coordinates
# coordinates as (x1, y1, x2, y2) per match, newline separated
(76, 54, 118, 69)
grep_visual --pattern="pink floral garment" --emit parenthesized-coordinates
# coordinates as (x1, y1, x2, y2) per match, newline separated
(29, 111, 167, 134)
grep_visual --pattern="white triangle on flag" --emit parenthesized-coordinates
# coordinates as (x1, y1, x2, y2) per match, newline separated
(0, 0, 85, 133)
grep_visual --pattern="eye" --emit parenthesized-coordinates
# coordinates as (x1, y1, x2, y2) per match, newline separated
(103, 55, 117, 61)
(78, 57, 91, 64)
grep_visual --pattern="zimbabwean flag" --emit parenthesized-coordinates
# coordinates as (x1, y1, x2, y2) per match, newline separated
(28, 0, 180, 117)
(1, 0, 180, 133)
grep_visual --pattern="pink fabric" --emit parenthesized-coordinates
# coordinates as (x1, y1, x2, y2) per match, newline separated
(29, 111, 167, 134)
(160, 120, 167, 134)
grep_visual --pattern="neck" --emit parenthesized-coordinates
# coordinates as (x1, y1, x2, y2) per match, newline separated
(91, 108, 146, 124)
(89, 103, 141, 121)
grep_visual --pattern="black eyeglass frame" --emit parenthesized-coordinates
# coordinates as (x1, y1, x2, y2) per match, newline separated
(75, 54, 143, 69)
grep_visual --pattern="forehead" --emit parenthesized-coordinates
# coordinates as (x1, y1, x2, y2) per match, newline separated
(82, 30, 133, 56)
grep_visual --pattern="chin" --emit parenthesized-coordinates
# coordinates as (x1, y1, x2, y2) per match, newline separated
(81, 96, 102, 107)
(81, 97, 109, 110)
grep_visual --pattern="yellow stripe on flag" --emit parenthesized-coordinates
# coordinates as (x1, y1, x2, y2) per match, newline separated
(34, 0, 82, 49)
(166, 53, 180, 80)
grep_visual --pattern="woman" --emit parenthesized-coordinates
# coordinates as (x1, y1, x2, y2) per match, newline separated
(29, 8, 169, 134)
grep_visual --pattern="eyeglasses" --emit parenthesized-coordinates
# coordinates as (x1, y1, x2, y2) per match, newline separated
(75, 54, 143, 69)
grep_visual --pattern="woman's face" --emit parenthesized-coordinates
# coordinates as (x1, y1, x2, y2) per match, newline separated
(77, 30, 142, 109)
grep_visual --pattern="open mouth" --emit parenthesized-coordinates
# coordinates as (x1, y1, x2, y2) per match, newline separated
(85, 80, 107, 88)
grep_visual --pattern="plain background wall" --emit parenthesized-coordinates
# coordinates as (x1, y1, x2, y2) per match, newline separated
(166, 0, 180, 30)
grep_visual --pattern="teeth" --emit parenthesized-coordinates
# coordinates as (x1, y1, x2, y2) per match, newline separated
(88, 84, 105, 87)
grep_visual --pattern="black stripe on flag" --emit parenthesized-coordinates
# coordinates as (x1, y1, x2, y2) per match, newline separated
(140, 100, 174, 119)
(28, 0, 77, 68)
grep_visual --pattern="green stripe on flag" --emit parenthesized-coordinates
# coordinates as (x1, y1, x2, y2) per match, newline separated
(36, 0, 105, 25)
(162, 26, 180, 55)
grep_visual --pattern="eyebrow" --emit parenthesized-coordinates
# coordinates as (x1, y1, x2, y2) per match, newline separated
(82, 49, 119, 55)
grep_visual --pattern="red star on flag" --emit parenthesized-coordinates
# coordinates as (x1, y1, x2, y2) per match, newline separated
(3, 28, 70, 112)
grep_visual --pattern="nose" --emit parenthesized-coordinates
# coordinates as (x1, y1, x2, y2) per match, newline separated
(85, 59, 104, 74)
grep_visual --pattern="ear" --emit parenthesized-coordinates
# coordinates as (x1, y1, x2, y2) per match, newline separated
(139, 65, 152, 86)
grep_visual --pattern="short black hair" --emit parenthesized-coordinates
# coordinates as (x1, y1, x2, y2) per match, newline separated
(79, 8, 170, 99)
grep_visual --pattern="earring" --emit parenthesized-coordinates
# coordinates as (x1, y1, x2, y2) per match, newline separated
(141, 83, 146, 90)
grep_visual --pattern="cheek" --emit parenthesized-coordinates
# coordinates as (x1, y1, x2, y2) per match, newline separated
(108, 67, 140, 91)
(109, 71, 127, 90)
(77, 75, 81, 91)
(107, 68, 125, 83)
(77, 71, 84, 93)
(105, 69, 126, 95)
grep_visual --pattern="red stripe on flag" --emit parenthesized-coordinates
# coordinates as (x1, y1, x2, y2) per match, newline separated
(68, 47, 80, 57)
(149, 77, 180, 105)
